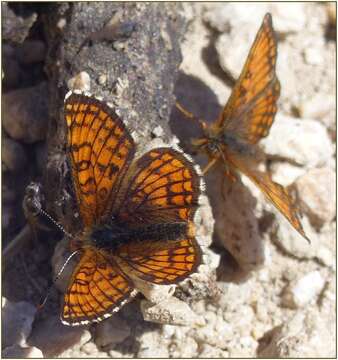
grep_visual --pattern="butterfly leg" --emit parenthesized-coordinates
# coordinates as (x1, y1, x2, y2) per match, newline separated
(202, 156, 219, 175)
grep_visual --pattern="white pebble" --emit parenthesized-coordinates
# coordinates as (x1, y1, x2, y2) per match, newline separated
(282, 271, 326, 309)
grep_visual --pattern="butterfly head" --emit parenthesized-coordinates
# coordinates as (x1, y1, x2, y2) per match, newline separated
(191, 131, 222, 160)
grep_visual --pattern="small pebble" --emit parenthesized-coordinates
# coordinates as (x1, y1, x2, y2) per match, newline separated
(2, 82, 49, 144)
(2, 136, 27, 172)
(282, 271, 326, 309)
(141, 297, 204, 326)
(67, 71, 91, 92)
(295, 167, 336, 228)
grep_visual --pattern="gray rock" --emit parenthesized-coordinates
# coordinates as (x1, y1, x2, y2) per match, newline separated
(34, 141, 48, 175)
(2, 3, 37, 43)
(2, 297, 37, 348)
(269, 162, 305, 187)
(298, 93, 335, 138)
(141, 297, 204, 326)
(130, 277, 174, 305)
(28, 315, 91, 357)
(316, 221, 336, 268)
(16, 40, 46, 64)
(260, 115, 333, 168)
(198, 343, 229, 357)
(205, 3, 307, 35)
(2, 82, 49, 144)
(2, 345, 43, 358)
(137, 330, 169, 358)
(303, 46, 324, 65)
(272, 214, 315, 259)
(2, 136, 28, 172)
(170, 335, 198, 357)
(67, 71, 91, 92)
(2, 53, 22, 89)
(94, 315, 131, 348)
(295, 167, 336, 228)
(258, 310, 335, 357)
(207, 165, 264, 271)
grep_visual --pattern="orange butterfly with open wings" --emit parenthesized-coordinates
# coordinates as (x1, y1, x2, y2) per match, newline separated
(62, 91, 203, 325)
(180, 13, 309, 242)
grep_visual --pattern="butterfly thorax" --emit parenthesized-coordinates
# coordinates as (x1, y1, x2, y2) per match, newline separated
(197, 125, 253, 159)
(220, 132, 255, 156)
(89, 221, 189, 252)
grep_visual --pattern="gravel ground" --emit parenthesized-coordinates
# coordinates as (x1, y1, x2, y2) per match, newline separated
(2, 2, 336, 358)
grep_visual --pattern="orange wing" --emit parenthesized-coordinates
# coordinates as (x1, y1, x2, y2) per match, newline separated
(115, 238, 201, 285)
(118, 148, 202, 225)
(61, 247, 136, 326)
(64, 91, 135, 227)
(227, 152, 309, 241)
(114, 147, 203, 284)
(218, 13, 280, 144)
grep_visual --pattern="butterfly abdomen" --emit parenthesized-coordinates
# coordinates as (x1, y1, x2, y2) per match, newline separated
(91, 222, 189, 251)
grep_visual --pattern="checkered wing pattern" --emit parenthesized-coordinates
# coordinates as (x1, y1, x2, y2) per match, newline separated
(65, 92, 135, 227)
(218, 13, 280, 144)
(115, 148, 202, 284)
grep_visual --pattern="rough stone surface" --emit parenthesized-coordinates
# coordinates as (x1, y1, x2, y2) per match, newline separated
(141, 297, 204, 326)
(67, 71, 91, 92)
(295, 167, 336, 228)
(137, 330, 170, 358)
(2, 345, 43, 358)
(207, 165, 264, 271)
(28, 316, 91, 358)
(2, 297, 37, 348)
(260, 115, 333, 168)
(257, 310, 335, 358)
(2, 82, 49, 143)
(2, 3, 37, 44)
(2, 136, 28, 172)
(94, 315, 131, 348)
(269, 162, 305, 187)
(282, 271, 326, 309)
(2, 3, 335, 358)
(16, 40, 46, 64)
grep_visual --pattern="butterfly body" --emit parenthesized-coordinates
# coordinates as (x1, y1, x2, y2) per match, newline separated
(190, 13, 309, 241)
(90, 221, 190, 251)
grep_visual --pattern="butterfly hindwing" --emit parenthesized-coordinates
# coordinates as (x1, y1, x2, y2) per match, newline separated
(227, 152, 309, 241)
(115, 237, 201, 285)
(61, 248, 135, 326)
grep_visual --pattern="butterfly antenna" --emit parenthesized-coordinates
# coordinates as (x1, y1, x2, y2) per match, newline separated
(37, 250, 80, 310)
(175, 102, 207, 130)
(33, 200, 73, 239)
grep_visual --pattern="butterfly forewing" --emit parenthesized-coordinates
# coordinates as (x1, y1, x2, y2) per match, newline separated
(117, 148, 201, 225)
(65, 92, 135, 227)
(219, 13, 280, 144)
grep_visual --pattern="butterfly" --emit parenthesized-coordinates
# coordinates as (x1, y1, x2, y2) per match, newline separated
(61, 91, 203, 325)
(183, 13, 309, 242)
